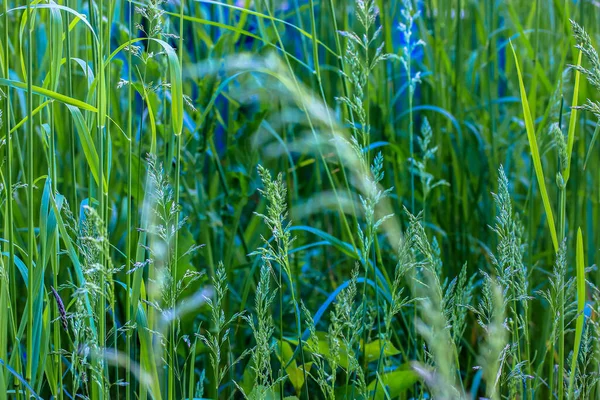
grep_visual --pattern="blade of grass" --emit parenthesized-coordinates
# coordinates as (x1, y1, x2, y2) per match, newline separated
(583, 121, 599, 170)
(564, 50, 582, 183)
(26, 0, 35, 385)
(567, 228, 586, 399)
(0, 78, 97, 111)
(510, 40, 559, 253)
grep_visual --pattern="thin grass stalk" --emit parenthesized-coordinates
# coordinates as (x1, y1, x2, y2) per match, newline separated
(325, 4, 365, 393)
(407, 12, 415, 215)
(126, 1, 134, 399)
(95, 0, 107, 394)
(131, 14, 159, 397)
(104, 2, 118, 396)
(361, 3, 374, 375)
(26, 0, 35, 385)
(567, 228, 585, 399)
(168, 2, 186, 398)
(65, 0, 77, 210)
(313, 0, 360, 243)
(557, 176, 566, 400)
(48, 16, 62, 397)
(3, 0, 20, 391)
(403, 1, 418, 368)
(278, 261, 284, 396)
(291, 0, 309, 75)
(1, 0, 14, 395)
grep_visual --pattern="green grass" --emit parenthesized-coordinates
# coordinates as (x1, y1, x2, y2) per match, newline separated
(0, 0, 600, 399)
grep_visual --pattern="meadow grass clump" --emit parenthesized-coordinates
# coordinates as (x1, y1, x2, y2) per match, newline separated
(2, 0, 600, 399)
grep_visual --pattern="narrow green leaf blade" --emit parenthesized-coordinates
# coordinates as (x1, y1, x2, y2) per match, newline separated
(510, 41, 559, 252)
(568, 228, 586, 399)
(565, 50, 582, 182)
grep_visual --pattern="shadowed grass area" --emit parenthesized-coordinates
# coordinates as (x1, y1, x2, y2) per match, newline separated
(0, 0, 599, 399)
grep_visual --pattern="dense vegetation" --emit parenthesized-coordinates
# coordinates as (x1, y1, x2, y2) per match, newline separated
(1, 0, 600, 398)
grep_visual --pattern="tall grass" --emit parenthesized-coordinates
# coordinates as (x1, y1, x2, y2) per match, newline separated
(0, 0, 600, 399)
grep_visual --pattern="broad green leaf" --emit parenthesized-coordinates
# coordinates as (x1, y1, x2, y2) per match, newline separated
(286, 363, 312, 394)
(245, 386, 278, 400)
(362, 339, 401, 362)
(287, 331, 350, 370)
(367, 367, 419, 400)
(277, 340, 311, 393)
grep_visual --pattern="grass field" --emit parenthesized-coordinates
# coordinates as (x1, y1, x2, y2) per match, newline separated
(1, 0, 600, 398)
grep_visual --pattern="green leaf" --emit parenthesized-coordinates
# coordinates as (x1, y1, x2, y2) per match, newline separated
(65, 104, 105, 191)
(136, 304, 163, 400)
(287, 332, 350, 370)
(154, 38, 183, 136)
(583, 122, 599, 170)
(277, 340, 311, 393)
(47, 0, 63, 92)
(367, 367, 419, 400)
(510, 41, 559, 253)
(106, 38, 182, 136)
(362, 339, 401, 362)
(568, 228, 586, 398)
(246, 385, 278, 400)
(0, 78, 97, 112)
(565, 50, 582, 182)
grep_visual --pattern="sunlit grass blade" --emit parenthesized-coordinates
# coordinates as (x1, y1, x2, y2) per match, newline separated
(510, 40, 559, 253)
(0, 78, 97, 111)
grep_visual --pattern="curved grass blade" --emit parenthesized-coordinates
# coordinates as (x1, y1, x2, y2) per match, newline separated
(105, 37, 181, 136)
(65, 104, 104, 191)
(510, 41, 558, 252)
(0, 78, 97, 112)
